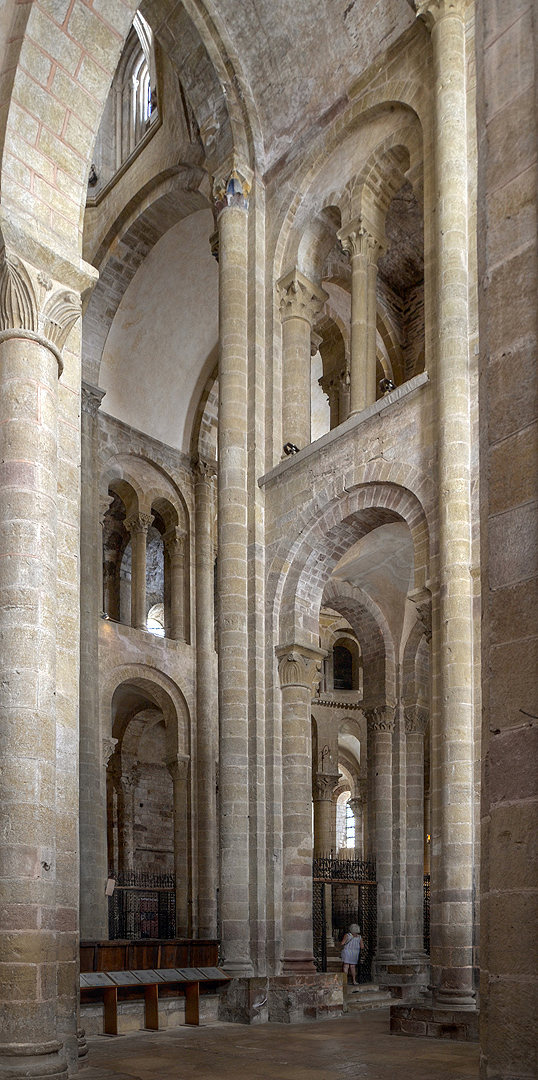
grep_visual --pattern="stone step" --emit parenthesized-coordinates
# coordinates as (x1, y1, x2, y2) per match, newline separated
(344, 984, 393, 1012)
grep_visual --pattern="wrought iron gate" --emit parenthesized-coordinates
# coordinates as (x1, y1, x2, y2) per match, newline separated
(313, 858, 377, 982)
(108, 871, 176, 940)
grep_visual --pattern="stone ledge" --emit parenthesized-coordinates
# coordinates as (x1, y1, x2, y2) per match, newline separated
(390, 1003, 479, 1042)
(258, 372, 429, 488)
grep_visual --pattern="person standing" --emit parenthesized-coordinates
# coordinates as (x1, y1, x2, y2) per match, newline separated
(341, 923, 363, 986)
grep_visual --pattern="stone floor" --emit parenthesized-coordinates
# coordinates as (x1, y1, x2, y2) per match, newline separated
(83, 1007, 480, 1080)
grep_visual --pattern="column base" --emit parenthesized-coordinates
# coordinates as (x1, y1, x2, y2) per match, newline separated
(434, 987, 476, 1010)
(281, 952, 317, 975)
(390, 1001, 478, 1042)
(220, 957, 255, 978)
(77, 1029, 89, 1069)
(268, 973, 344, 1023)
(373, 955, 429, 1001)
(0, 1042, 68, 1079)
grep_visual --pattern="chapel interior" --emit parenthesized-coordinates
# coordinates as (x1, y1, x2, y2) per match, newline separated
(0, 1, 536, 1078)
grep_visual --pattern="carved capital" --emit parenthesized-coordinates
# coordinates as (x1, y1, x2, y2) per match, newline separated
(276, 644, 326, 694)
(163, 526, 187, 560)
(124, 512, 154, 537)
(310, 330, 323, 357)
(81, 380, 105, 418)
(313, 770, 341, 801)
(337, 222, 369, 260)
(192, 456, 217, 481)
(166, 754, 190, 782)
(99, 494, 114, 526)
(213, 160, 252, 214)
(348, 795, 364, 814)
(102, 737, 118, 767)
(0, 247, 83, 374)
(367, 233, 386, 267)
(409, 587, 432, 642)
(404, 705, 429, 735)
(277, 268, 328, 327)
(365, 705, 396, 734)
(337, 217, 386, 263)
(416, 0, 466, 29)
(119, 769, 139, 793)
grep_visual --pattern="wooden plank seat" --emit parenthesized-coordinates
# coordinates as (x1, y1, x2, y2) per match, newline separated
(80, 966, 230, 1034)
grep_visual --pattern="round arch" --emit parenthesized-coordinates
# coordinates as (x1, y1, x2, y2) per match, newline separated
(270, 477, 431, 650)
(101, 664, 191, 761)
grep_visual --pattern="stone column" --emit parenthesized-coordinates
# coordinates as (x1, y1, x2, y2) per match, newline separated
(338, 222, 384, 415)
(366, 238, 384, 406)
(193, 458, 218, 937)
(417, 0, 475, 1008)
(313, 772, 340, 858)
(404, 706, 429, 959)
(276, 645, 325, 973)
(318, 372, 340, 431)
(124, 512, 153, 630)
(0, 251, 83, 1079)
(278, 268, 327, 450)
(79, 383, 109, 940)
(366, 706, 396, 963)
(338, 365, 351, 425)
(213, 162, 253, 976)
(164, 526, 187, 641)
(117, 771, 137, 873)
(167, 755, 190, 937)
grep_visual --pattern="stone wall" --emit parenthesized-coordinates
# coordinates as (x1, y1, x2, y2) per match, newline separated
(476, 1, 538, 1076)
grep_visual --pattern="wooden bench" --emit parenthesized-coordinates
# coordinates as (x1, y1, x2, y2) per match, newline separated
(80, 966, 230, 1034)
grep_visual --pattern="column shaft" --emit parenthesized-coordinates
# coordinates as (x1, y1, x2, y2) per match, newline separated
(117, 774, 136, 873)
(0, 332, 67, 1079)
(404, 708, 428, 958)
(125, 514, 152, 631)
(164, 528, 187, 641)
(277, 647, 324, 974)
(216, 177, 252, 975)
(278, 269, 327, 450)
(313, 772, 340, 857)
(366, 247, 381, 405)
(349, 239, 368, 415)
(194, 460, 218, 937)
(367, 708, 396, 961)
(79, 384, 108, 938)
(168, 758, 190, 937)
(421, 0, 475, 1007)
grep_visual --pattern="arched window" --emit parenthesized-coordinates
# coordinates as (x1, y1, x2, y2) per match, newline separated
(345, 801, 355, 849)
(88, 12, 158, 195)
(333, 644, 353, 690)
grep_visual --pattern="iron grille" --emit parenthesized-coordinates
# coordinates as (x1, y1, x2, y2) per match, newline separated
(423, 872, 430, 955)
(313, 858, 377, 981)
(312, 881, 327, 974)
(108, 871, 176, 940)
(313, 856, 376, 882)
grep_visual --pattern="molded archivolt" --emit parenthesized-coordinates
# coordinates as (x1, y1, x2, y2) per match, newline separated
(272, 102, 424, 281)
(102, 666, 191, 761)
(323, 579, 396, 708)
(100, 452, 189, 531)
(271, 478, 431, 649)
